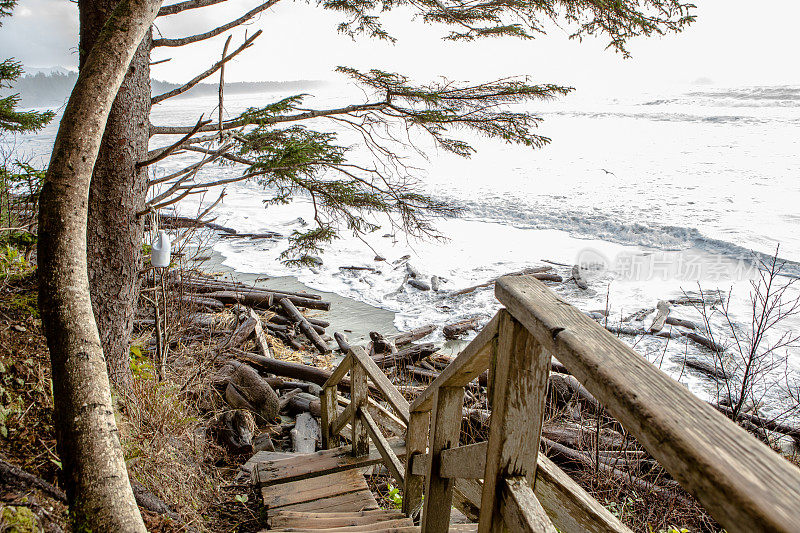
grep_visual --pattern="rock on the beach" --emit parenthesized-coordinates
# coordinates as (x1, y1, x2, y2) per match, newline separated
(431, 275, 441, 292)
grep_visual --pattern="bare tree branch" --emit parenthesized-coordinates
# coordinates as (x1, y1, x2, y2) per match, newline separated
(158, 0, 228, 17)
(153, 0, 278, 47)
(138, 115, 210, 168)
(218, 35, 231, 141)
(150, 101, 389, 134)
(152, 30, 261, 104)
(183, 144, 254, 165)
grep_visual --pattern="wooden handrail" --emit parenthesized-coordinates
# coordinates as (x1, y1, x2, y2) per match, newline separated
(496, 275, 800, 532)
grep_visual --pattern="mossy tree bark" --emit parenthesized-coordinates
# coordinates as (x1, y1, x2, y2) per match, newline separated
(80, 0, 153, 389)
(37, 0, 161, 530)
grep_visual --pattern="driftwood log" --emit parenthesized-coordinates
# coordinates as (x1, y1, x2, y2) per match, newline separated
(291, 412, 320, 453)
(571, 265, 588, 290)
(279, 297, 331, 354)
(393, 324, 436, 346)
(205, 290, 330, 311)
(371, 342, 438, 367)
(648, 300, 670, 333)
(443, 317, 481, 339)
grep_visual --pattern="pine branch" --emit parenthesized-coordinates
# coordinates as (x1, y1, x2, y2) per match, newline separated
(153, 0, 279, 47)
(158, 0, 229, 16)
(152, 30, 261, 104)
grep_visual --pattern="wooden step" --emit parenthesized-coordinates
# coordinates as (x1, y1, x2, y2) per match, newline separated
(253, 439, 406, 487)
(262, 468, 379, 515)
(269, 517, 414, 532)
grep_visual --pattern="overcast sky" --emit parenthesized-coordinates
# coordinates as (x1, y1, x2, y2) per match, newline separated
(2, 0, 798, 91)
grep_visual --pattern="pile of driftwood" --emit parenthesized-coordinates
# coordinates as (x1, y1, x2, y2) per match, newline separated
(171, 273, 333, 354)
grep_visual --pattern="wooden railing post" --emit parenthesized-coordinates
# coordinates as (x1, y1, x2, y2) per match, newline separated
(403, 409, 430, 518)
(320, 384, 338, 449)
(479, 309, 552, 533)
(421, 386, 464, 533)
(350, 358, 370, 456)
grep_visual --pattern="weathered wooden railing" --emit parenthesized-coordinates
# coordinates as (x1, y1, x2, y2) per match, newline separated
(321, 275, 800, 533)
(321, 345, 410, 485)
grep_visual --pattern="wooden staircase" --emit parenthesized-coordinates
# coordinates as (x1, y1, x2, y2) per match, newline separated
(249, 274, 800, 532)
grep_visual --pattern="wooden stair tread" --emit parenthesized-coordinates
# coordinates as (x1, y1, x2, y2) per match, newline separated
(268, 517, 414, 532)
(262, 469, 370, 510)
(254, 439, 405, 486)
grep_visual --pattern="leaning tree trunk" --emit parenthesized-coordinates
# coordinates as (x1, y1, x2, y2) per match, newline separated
(80, 0, 153, 389)
(37, 0, 161, 530)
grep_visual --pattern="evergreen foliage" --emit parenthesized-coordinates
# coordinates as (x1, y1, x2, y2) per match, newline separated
(0, 0, 53, 241)
(320, 0, 695, 55)
(0, 1, 54, 133)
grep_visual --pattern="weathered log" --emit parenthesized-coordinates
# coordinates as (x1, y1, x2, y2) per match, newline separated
(249, 309, 274, 358)
(279, 297, 331, 354)
(269, 314, 328, 329)
(648, 300, 670, 333)
(334, 332, 351, 352)
(339, 265, 378, 272)
(542, 424, 625, 450)
(0, 458, 67, 503)
(408, 278, 431, 291)
(274, 330, 303, 351)
(665, 317, 698, 330)
(406, 262, 423, 278)
(371, 342, 438, 367)
(291, 412, 320, 453)
(131, 482, 193, 530)
(211, 410, 255, 453)
(281, 381, 322, 395)
(180, 294, 224, 311)
(571, 265, 588, 290)
(218, 314, 258, 351)
(232, 349, 350, 390)
(685, 332, 724, 352)
(676, 356, 730, 381)
(174, 275, 322, 300)
(266, 323, 290, 334)
(443, 317, 481, 339)
(219, 360, 280, 422)
(219, 230, 282, 239)
(542, 438, 691, 506)
(206, 290, 330, 311)
(393, 325, 436, 347)
(285, 392, 322, 418)
(431, 275, 441, 292)
(604, 325, 646, 336)
(548, 373, 602, 414)
(406, 365, 439, 381)
(713, 405, 800, 446)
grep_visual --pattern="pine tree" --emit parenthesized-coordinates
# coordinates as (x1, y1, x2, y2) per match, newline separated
(0, 1, 54, 133)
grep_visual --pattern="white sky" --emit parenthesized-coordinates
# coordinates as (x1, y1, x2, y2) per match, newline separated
(2, 0, 799, 91)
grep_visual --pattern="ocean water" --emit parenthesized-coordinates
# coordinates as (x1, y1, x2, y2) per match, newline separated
(10, 82, 800, 414)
